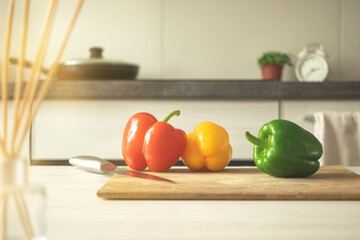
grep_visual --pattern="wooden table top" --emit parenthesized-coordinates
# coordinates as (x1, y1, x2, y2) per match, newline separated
(30, 166, 360, 240)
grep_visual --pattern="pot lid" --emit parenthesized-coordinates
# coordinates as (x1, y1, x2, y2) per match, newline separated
(61, 47, 137, 67)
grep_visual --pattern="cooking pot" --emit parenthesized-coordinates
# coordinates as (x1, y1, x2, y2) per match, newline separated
(10, 47, 139, 80)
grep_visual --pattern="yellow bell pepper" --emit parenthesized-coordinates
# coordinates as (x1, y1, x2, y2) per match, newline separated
(181, 121, 232, 171)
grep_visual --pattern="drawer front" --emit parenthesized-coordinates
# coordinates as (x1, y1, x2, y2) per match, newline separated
(281, 100, 360, 133)
(32, 100, 278, 161)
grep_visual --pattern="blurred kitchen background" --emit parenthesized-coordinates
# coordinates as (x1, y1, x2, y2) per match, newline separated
(0, 0, 359, 164)
(1, 0, 360, 81)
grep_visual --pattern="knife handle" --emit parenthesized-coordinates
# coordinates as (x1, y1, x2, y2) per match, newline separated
(69, 155, 116, 173)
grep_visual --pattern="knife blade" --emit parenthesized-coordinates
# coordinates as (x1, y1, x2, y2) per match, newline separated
(69, 155, 175, 184)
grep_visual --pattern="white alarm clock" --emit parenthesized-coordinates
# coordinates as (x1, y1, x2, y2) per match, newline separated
(295, 43, 329, 82)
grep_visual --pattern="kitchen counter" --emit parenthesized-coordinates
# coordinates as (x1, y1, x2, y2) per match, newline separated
(7, 80, 360, 100)
(30, 166, 360, 240)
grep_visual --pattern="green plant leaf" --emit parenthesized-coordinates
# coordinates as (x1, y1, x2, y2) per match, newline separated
(257, 51, 292, 66)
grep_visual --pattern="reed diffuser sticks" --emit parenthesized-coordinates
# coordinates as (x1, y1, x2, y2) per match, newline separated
(0, 0, 84, 239)
(1, 0, 85, 158)
(15, 0, 85, 158)
(1, 0, 15, 154)
(11, 0, 59, 157)
(10, 0, 30, 158)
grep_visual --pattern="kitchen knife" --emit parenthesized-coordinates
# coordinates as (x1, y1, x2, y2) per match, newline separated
(69, 155, 175, 184)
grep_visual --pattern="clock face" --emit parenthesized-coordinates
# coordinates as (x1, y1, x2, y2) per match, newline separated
(295, 55, 329, 82)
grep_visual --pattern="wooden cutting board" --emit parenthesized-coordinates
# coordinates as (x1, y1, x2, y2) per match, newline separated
(97, 165, 360, 200)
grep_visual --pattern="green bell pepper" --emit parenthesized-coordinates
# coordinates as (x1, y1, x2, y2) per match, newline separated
(245, 119, 323, 178)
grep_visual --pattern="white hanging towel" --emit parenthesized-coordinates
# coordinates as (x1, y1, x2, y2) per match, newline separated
(314, 111, 360, 166)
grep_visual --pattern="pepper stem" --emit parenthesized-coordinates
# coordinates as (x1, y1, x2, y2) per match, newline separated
(162, 110, 181, 122)
(245, 131, 270, 149)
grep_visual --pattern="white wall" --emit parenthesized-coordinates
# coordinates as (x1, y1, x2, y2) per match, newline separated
(0, 0, 359, 81)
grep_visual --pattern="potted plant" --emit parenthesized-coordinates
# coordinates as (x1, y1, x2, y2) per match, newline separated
(258, 51, 292, 81)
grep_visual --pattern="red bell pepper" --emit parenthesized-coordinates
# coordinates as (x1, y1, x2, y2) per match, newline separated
(122, 110, 187, 172)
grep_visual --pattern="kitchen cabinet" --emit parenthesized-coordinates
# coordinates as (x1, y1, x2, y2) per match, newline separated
(26, 81, 360, 164)
(32, 99, 278, 162)
(33, 99, 360, 163)
(281, 100, 360, 133)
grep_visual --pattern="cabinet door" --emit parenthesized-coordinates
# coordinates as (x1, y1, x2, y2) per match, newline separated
(32, 100, 278, 162)
(0, 101, 30, 159)
(281, 100, 360, 133)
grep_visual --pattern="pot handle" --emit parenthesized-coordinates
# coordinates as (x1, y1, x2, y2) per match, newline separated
(89, 47, 103, 58)
(9, 57, 49, 74)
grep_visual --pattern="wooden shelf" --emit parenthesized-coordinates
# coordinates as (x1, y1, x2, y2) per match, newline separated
(7, 80, 360, 100)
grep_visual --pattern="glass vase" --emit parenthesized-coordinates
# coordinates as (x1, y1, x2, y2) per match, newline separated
(0, 157, 46, 240)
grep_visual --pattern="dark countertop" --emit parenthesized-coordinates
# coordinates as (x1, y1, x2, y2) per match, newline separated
(11, 80, 360, 100)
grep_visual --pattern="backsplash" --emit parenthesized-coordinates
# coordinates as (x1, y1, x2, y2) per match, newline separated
(0, 0, 359, 81)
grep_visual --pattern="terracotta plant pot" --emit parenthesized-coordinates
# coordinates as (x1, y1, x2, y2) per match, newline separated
(260, 64, 283, 81)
